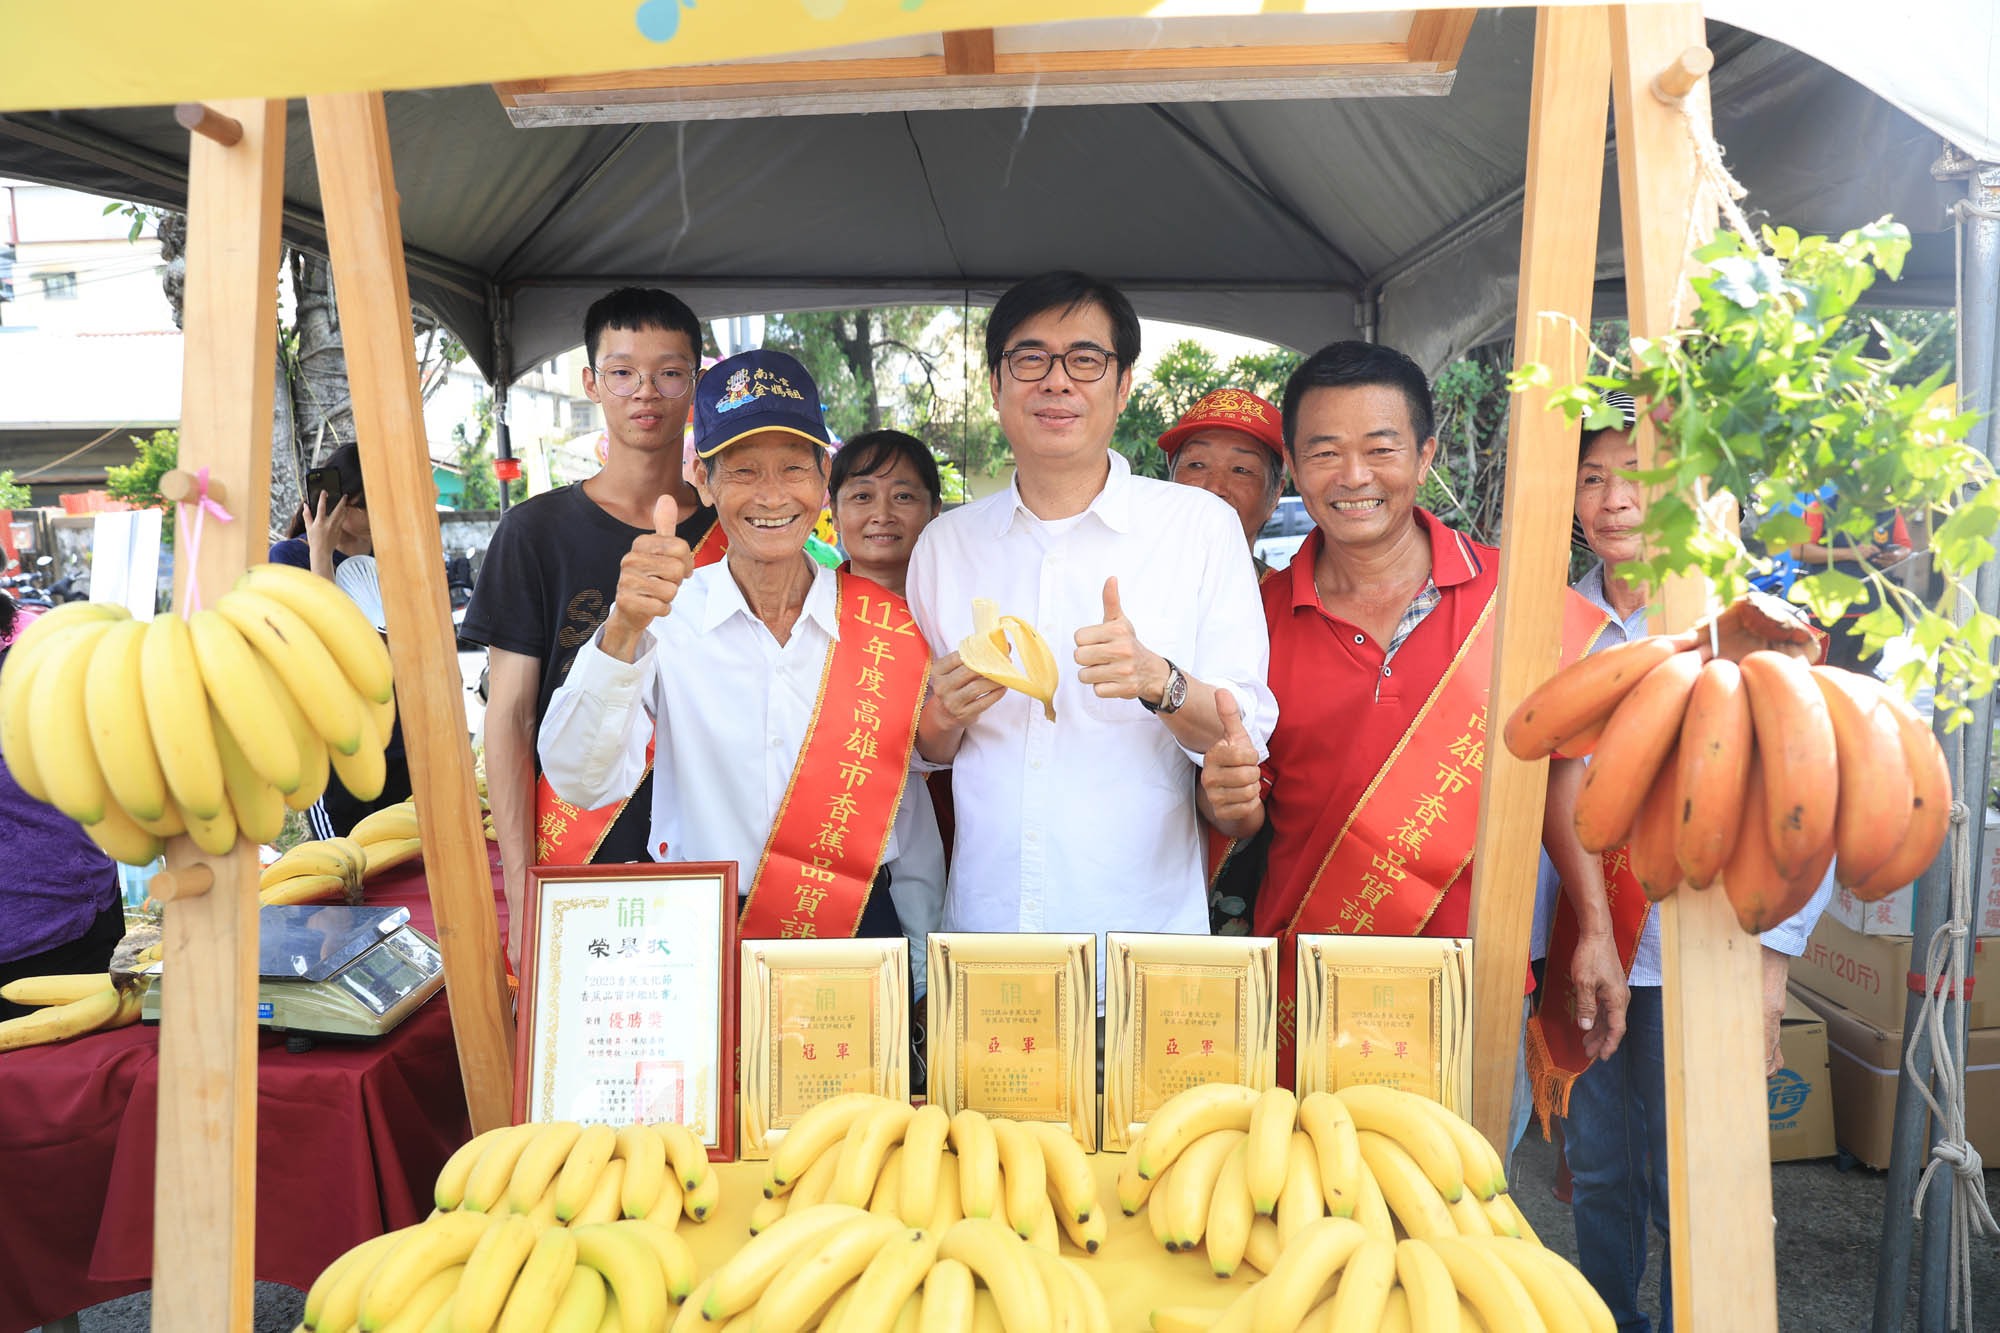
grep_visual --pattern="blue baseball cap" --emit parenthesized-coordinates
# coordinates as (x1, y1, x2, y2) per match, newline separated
(693, 350, 832, 459)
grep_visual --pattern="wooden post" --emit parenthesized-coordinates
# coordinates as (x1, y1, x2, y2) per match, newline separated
(151, 98, 285, 1333)
(1465, 4, 1613, 1149)
(1610, 5, 1779, 1329)
(308, 91, 517, 1132)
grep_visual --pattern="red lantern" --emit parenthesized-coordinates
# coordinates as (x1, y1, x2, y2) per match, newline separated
(492, 457, 522, 482)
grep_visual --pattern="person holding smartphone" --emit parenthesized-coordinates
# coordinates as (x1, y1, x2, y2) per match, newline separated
(272, 443, 373, 580)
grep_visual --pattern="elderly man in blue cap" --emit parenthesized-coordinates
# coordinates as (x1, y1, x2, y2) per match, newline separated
(540, 349, 940, 947)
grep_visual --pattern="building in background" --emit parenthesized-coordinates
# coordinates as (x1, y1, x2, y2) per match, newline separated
(0, 181, 597, 511)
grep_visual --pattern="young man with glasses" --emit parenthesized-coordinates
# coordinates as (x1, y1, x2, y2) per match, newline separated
(462, 287, 723, 967)
(906, 270, 1276, 992)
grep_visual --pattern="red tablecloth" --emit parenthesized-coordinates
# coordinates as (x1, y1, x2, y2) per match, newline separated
(0, 849, 505, 1333)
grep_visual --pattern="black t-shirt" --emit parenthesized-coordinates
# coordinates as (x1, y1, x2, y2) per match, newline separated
(461, 482, 719, 864)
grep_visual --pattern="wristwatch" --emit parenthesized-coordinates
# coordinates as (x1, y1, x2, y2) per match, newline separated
(1143, 659, 1189, 715)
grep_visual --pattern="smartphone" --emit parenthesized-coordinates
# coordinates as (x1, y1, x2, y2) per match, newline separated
(304, 466, 344, 517)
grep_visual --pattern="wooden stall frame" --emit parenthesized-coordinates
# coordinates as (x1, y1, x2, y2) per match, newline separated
(1465, 2, 1614, 1150)
(146, 5, 1784, 1327)
(1609, 6, 1780, 1328)
(309, 91, 518, 1137)
(150, 97, 284, 1333)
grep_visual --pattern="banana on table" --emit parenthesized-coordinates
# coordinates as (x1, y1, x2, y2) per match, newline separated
(0, 972, 145, 1052)
(0, 563, 396, 867)
(258, 799, 423, 907)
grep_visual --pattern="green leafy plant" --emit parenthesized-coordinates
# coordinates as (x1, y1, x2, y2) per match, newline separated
(105, 430, 181, 546)
(0, 471, 28, 510)
(1510, 218, 1996, 724)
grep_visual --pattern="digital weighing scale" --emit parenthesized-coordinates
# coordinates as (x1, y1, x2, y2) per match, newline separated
(141, 904, 445, 1041)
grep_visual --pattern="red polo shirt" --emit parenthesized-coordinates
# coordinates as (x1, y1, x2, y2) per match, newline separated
(1254, 510, 1498, 940)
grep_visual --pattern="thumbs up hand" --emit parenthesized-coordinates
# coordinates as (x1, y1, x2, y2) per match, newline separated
(604, 494, 695, 660)
(1074, 575, 1170, 704)
(1201, 689, 1264, 826)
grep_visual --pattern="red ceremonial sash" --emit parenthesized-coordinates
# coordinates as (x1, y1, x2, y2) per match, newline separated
(1273, 590, 1609, 1077)
(533, 519, 728, 866)
(738, 572, 930, 939)
(1525, 847, 1651, 1133)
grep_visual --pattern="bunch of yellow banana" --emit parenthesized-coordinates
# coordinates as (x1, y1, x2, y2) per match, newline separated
(431, 1121, 720, 1234)
(1149, 1220, 1613, 1333)
(0, 564, 396, 865)
(957, 599, 1059, 722)
(691, 1205, 1107, 1333)
(259, 800, 424, 906)
(260, 835, 369, 907)
(0, 972, 146, 1052)
(1130, 1084, 1610, 1332)
(754, 1094, 1107, 1258)
(299, 1211, 696, 1333)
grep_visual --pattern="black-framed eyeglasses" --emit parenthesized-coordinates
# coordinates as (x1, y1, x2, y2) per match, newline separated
(1001, 345, 1116, 383)
(589, 364, 695, 399)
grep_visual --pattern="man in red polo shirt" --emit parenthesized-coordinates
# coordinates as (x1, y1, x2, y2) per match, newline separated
(1200, 340, 1624, 1079)
(1157, 387, 1286, 573)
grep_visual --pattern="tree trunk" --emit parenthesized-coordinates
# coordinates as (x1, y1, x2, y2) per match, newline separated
(289, 251, 356, 471)
(832, 312, 881, 433)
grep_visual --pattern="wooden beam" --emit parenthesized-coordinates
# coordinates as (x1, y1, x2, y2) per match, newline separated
(1406, 10, 1480, 70)
(151, 96, 284, 1333)
(942, 30, 996, 77)
(1609, 6, 1779, 1330)
(308, 91, 517, 1134)
(1465, 4, 1612, 1152)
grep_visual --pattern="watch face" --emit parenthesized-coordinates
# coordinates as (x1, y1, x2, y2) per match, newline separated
(1164, 665, 1188, 713)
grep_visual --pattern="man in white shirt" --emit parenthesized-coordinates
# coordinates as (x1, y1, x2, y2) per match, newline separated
(906, 271, 1277, 975)
(540, 350, 940, 950)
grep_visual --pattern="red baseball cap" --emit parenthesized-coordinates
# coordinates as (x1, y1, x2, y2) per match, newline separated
(1156, 387, 1284, 460)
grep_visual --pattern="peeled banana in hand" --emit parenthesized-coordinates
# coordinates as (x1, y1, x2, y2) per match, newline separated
(957, 599, 1060, 721)
(0, 564, 396, 866)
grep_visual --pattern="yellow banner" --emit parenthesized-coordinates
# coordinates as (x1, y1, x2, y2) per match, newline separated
(5, 1, 1172, 112)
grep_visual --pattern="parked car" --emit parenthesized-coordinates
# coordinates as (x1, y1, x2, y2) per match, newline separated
(1253, 496, 1313, 570)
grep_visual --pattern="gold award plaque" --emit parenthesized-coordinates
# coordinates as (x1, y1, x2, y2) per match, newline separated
(927, 933, 1095, 1150)
(1103, 932, 1277, 1150)
(1294, 934, 1473, 1117)
(739, 938, 908, 1160)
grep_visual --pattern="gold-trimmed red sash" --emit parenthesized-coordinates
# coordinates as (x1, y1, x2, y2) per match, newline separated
(1525, 847, 1651, 1133)
(739, 572, 929, 939)
(533, 516, 729, 866)
(1273, 589, 1609, 1077)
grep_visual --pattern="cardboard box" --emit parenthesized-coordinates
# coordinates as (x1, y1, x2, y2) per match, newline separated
(1767, 993, 1835, 1162)
(1826, 808, 2000, 937)
(1789, 985, 2000, 1170)
(1790, 916, 1993, 1033)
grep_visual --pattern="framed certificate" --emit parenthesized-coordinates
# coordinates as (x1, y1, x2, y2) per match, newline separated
(1294, 934, 1473, 1117)
(738, 937, 909, 1160)
(514, 862, 738, 1158)
(1102, 932, 1278, 1151)
(927, 933, 1096, 1150)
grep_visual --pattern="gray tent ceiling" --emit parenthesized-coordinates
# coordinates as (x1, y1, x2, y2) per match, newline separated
(0, 10, 1961, 383)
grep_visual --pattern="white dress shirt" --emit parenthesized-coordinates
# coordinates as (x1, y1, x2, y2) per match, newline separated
(538, 561, 942, 931)
(904, 451, 1278, 986)
(1531, 562, 1831, 979)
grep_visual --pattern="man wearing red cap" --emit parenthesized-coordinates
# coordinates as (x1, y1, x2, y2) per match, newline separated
(1157, 388, 1287, 574)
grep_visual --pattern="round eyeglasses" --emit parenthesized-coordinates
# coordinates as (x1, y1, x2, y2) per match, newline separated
(591, 364, 695, 399)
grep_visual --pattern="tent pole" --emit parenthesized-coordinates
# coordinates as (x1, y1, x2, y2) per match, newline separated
(1466, 2, 1612, 1152)
(1609, 4, 1780, 1327)
(308, 91, 519, 1134)
(149, 97, 285, 1333)
(1873, 144, 2000, 1333)
(491, 285, 513, 513)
